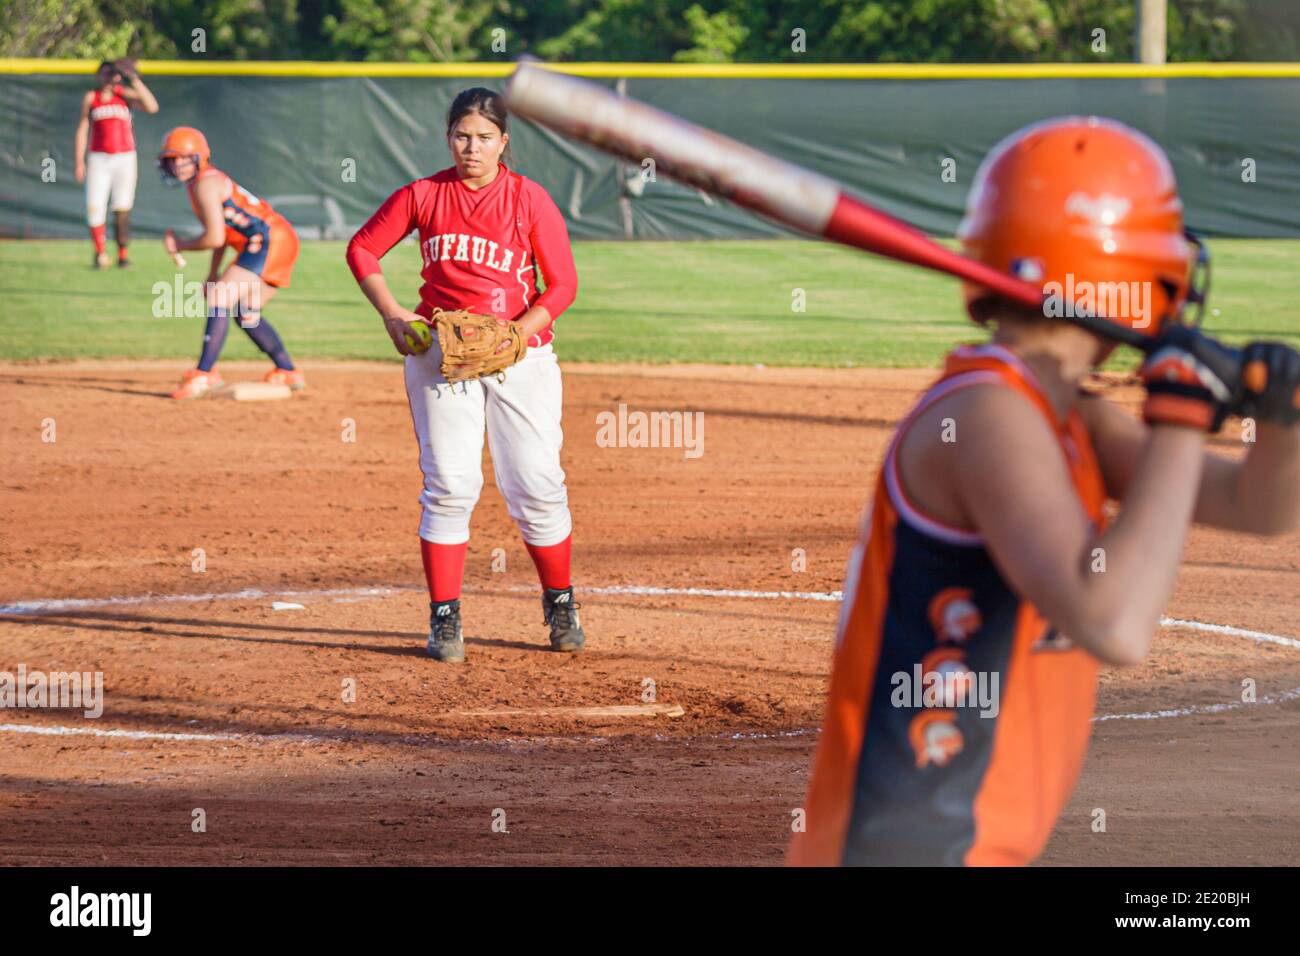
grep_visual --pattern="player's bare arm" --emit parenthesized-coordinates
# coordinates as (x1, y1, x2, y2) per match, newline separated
(907, 382, 1205, 666)
(206, 245, 227, 283)
(73, 92, 92, 183)
(171, 175, 227, 252)
(116, 63, 159, 114)
(1082, 389, 1300, 536)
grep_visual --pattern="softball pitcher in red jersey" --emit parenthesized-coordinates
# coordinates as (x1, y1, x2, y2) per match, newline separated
(347, 88, 583, 662)
(788, 117, 1300, 866)
(74, 59, 158, 269)
(157, 127, 305, 400)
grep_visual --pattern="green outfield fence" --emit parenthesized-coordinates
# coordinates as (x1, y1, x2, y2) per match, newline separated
(3, 60, 1299, 240)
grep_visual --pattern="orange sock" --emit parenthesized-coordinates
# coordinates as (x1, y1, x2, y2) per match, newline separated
(525, 535, 572, 590)
(420, 539, 467, 602)
(90, 225, 106, 254)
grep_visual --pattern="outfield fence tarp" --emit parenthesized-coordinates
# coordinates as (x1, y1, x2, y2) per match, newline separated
(2, 70, 1299, 241)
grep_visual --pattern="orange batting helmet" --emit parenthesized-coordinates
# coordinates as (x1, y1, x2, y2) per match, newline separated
(958, 116, 1208, 342)
(157, 127, 211, 185)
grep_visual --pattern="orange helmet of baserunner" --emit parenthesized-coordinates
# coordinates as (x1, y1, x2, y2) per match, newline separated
(157, 126, 211, 185)
(958, 116, 1206, 341)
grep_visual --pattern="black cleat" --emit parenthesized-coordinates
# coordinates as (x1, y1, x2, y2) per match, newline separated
(426, 598, 465, 663)
(541, 586, 585, 653)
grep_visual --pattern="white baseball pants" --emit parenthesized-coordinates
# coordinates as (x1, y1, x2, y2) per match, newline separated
(404, 341, 572, 546)
(85, 150, 138, 227)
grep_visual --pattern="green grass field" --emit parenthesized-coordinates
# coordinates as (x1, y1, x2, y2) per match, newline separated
(1, 239, 1295, 367)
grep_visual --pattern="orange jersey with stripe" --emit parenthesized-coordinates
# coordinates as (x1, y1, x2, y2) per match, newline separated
(789, 343, 1108, 866)
(187, 166, 293, 253)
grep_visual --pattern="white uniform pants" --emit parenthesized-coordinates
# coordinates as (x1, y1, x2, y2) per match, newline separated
(404, 341, 572, 546)
(85, 150, 138, 227)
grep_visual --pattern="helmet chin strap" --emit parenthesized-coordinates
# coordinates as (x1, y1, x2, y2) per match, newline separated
(1181, 229, 1212, 328)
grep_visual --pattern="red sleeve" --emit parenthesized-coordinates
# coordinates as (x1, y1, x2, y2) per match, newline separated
(346, 182, 419, 283)
(527, 182, 578, 319)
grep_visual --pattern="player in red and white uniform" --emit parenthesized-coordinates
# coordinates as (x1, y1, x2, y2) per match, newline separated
(158, 126, 305, 400)
(74, 59, 158, 269)
(347, 87, 582, 663)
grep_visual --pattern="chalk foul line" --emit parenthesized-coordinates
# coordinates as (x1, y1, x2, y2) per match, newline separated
(0, 585, 407, 617)
(1, 581, 1297, 744)
(2, 581, 1294, 650)
(1157, 616, 1300, 650)
(0, 722, 245, 743)
(1092, 684, 1300, 722)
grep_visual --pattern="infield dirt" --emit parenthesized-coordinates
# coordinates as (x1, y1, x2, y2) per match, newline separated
(1, 361, 1297, 864)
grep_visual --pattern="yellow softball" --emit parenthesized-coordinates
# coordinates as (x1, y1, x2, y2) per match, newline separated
(404, 319, 433, 354)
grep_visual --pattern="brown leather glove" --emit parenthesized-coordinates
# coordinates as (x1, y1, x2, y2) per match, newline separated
(431, 308, 527, 383)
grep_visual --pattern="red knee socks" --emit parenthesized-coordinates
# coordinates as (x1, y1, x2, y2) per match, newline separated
(90, 225, 107, 255)
(422, 535, 572, 598)
(420, 539, 467, 602)
(526, 534, 572, 591)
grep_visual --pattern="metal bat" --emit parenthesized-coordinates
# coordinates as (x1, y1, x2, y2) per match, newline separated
(507, 62, 1059, 306)
(504, 58, 1255, 394)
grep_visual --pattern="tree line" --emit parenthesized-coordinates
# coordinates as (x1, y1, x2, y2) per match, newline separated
(2, 0, 1295, 63)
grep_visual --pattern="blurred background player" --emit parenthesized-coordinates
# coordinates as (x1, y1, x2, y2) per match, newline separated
(346, 87, 582, 663)
(789, 117, 1300, 867)
(74, 58, 158, 269)
(158, 126, 305, 400)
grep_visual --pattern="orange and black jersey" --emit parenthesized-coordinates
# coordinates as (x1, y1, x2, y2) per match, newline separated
(789, 343, 1109, 867)
(186, 166, 293, 253)
(186, 166, 299, 288)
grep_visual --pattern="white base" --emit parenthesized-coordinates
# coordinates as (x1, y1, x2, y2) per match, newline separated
(214, 381, 292, 402)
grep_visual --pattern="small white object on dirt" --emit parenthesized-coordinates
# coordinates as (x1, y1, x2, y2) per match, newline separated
(271, 601, 305, 611)
(215, 382, 292, 402)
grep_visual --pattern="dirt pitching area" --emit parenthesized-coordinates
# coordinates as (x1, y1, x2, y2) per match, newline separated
(1, 360, 1297, 865)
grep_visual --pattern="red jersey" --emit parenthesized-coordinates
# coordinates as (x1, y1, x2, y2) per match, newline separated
(346, 164, 578, 347)
(89, 86, 134, 154)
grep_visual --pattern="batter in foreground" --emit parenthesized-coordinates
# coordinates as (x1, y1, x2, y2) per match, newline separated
(789, 117, 1300, 866)
(346, 87, 583, 663)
